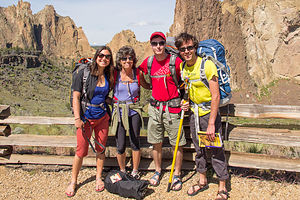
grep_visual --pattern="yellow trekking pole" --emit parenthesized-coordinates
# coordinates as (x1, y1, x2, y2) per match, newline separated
(167, 79, 189, 192)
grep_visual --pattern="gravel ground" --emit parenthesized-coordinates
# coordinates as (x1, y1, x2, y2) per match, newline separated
(0, 165, 299, 200)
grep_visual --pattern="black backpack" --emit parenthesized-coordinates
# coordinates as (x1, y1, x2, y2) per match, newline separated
(70, 58, 92, 115)
(104, 170, 149, 200)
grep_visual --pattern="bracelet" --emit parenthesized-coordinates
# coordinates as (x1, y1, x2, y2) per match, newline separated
(75, 118, 80, 121)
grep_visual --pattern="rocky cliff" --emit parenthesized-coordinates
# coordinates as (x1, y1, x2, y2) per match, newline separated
(169, 0, 300, 89)
(0, 0, 94, 60)
(1, 0, 299, 105)
(107, 30, 152, 65)
(222, 0, 300, 85)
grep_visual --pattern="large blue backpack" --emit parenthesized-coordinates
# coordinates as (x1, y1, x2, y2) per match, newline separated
(197, 39, 232, 106)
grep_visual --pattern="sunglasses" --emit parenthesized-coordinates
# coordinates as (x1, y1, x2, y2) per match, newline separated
(98, 53, 111, 59)
(178, 45, 195, 52)
(151, 41, 166, 46)
(121, 56, 133, 61)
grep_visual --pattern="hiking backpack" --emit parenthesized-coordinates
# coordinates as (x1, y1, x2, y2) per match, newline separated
(147, 37, 181, 90)
(70, 57, 92, 114)
(196, 39, 232, 106)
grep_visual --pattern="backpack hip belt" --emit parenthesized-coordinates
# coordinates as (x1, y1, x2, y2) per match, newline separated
(113, 97, 140, 105)
(191, 100, 211, 134)
(150, 97, 181, 123)
(83, 101, 106, 110)
(220, 93, 232, 106)
(149, 97, 181, 108)
(191, 100, 211, 111)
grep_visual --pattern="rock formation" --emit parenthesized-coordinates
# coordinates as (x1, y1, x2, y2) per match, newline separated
(1, 0, 299, 91)
(169, 0, 300, 90)
(222, 0, 300, 85)
(0, 49, 44, 68)
(0, 0, 94, 60)
(107, 30, 152, 64)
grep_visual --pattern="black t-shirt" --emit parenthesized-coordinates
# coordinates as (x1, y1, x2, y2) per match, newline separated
(72, 66, 98, 101)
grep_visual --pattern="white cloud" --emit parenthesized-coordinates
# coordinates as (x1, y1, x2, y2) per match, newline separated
(127, 21, 163, 27)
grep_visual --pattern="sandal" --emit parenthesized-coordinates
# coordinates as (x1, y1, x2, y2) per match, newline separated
(65, 182, 76, 197)
(187, 182, 209, 196)
(149, 171, 161, 187)
(215, 190, 229, 200)
(95, 178, 105, 192)
(171, 175, 182, 191)
(131, 171, 141, 180)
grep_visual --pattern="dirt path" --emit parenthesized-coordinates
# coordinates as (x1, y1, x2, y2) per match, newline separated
(0, 165, 299, 200)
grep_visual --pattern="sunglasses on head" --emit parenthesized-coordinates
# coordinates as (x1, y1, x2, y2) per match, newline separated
(98, 53, 111, 59)
(151, 41, 166, 46)
(179, 45, 195, 52)
(121, 56, 133, 61)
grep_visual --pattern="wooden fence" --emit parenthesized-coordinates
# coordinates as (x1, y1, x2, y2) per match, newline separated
(0, 104, 300, 172)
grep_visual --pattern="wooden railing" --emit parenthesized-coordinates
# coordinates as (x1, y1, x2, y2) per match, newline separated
(0, 104, 300, 172)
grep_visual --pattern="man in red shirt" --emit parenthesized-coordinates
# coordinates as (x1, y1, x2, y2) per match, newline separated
(139, 32, 186, 191)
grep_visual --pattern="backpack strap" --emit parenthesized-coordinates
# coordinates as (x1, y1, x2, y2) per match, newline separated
(186, 57, 210, 90)
(199, 57, 210, 90)
(180, 61, 186, 81)
(147, 56, 154, 89)
(113, 70, 118, 88)
(136, 68, 141, 87)
(169, 54, 179, 89)
(206, 55, 228, 73)
(81, 65, 91, 114)
(147, 54, 180, 91)
(82, 67, 90, 95)
(113, 68, 140, 104)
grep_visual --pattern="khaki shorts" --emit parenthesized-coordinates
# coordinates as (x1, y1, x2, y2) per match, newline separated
(147, 105, 186, 146)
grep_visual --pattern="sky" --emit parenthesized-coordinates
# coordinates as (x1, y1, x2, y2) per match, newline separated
(1, 0, 176, 45)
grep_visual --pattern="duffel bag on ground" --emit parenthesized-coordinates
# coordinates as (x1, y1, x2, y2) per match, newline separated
(104, 170, 149, 200)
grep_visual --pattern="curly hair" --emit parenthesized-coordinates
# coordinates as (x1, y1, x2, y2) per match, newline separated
(174, 32, 198, 49)
(115, 46, 137, 71)
(90, 45, 114, 90)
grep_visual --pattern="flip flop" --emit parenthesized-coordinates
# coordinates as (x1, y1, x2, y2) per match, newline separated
(149, 171, 161, 187)
(95, 178, 105, 192)
(215, 190, 229, 200)
(187, 183, 209, 196)
(171, 175, 182, 191)
(65, 182, 76, 197)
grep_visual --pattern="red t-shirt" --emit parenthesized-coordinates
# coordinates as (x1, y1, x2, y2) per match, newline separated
(139, 54, 182, 113)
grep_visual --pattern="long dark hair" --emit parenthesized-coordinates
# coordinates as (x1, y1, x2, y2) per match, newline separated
(115, 45, 137, 71)
(90, 46, 114, 90)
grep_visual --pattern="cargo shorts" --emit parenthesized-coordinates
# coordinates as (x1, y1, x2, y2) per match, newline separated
(147, 105, 186, 146)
